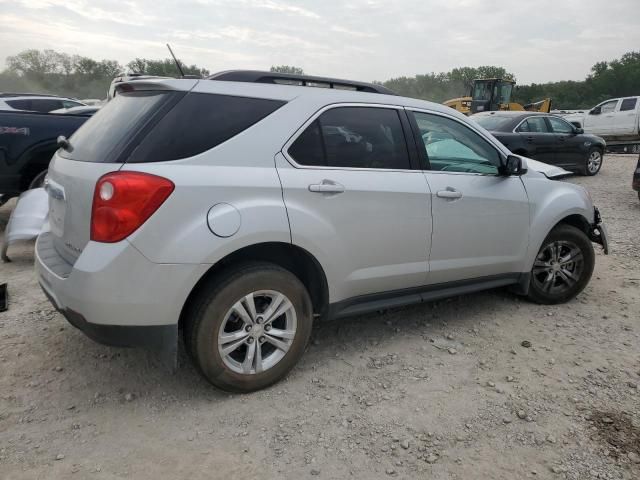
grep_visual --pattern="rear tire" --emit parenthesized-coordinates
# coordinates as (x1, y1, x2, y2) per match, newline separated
(583, 148, 603, 176)
(527, 225, 595, 305)
(185, 262, 313, 393)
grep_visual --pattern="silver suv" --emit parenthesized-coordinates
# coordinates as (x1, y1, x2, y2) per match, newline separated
(35, 71, 608, 392)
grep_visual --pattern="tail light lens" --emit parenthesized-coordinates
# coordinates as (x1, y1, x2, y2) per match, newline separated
(91, 171, 174, 243)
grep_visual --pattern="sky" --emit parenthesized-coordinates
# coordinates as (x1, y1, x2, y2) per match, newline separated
(0, 0, 638, 85)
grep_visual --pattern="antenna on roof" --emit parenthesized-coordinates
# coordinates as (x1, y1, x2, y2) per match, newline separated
(166, 43, 185, 78)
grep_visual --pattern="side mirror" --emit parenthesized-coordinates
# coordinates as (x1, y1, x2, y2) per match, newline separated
(502, 155, 527, 176)
(590, 107, 601, 115)
(574, 127, 584, 134)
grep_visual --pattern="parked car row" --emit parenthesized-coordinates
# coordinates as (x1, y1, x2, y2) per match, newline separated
(31, 71, 608, 392)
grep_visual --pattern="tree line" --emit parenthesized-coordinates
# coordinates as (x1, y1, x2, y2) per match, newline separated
(1, 49, 638, 109)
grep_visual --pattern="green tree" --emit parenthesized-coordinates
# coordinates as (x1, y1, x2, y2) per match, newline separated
(126, 58, 210, 77)
(270, 65, 304, 75)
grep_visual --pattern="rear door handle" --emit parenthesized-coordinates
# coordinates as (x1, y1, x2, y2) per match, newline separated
(309, 180, 345, 194)
(436, 188, 462, 199)
(526, 136, 534, 143)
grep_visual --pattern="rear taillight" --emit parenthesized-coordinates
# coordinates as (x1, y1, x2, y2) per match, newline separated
(91, 171, 174, 243)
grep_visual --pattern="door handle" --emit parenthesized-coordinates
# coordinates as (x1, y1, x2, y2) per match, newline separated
(309, 180, 345, 194)
(436, 188, 463, 199)
(526, 136, 534, 142)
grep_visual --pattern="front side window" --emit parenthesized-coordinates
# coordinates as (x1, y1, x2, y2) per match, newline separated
(517, 117, 549, 133)
(288, 107, 411, 170)
(599, 100, 618, 114)
(411, 111, 500, 175)
(548, 116, 574, 134)
(620, 98, 637, 112)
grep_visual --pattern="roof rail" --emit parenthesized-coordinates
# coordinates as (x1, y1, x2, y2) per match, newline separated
(206, 70, 395, 95)
(0, 92, 64, 98)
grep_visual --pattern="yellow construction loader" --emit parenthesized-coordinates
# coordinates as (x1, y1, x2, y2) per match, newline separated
(443, 78, 551, 115)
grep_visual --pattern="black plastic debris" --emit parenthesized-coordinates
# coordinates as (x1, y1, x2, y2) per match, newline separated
(0, 283, 7, 312)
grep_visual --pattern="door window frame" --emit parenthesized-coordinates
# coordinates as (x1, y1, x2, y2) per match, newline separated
(620, 98, 638, 112)
(547, 115, 575, 134)
(405, 107, 508, 175)
(597, 99, 620, 114)
(282, 103, 421, 172)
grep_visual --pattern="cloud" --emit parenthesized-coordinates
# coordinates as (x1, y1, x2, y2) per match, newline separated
(1, 0, 639, 84)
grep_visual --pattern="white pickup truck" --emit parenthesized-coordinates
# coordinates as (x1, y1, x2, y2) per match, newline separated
(563, 96, 640, 153)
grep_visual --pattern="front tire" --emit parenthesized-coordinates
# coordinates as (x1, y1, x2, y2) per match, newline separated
(527, 225, 595, 304)
(584, 148, 603, 176)
(185, 262, 313, 393)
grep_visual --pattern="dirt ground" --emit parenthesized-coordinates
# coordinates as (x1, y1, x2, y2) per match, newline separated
(1, 154, 639, 480)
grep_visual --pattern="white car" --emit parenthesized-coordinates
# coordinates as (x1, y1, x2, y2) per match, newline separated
(35, 71, 608, 392)
(0, 94, 86, 113)
(563, 96, 640, 140)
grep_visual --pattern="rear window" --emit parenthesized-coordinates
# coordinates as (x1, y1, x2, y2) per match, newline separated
(61, 91, 174, 162)
(127, 93, 286, 163)
(472, 115, 514, 131)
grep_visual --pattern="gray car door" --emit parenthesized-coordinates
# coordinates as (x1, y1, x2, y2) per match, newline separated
(276, 104, 432, 303)
(408, 109, 530, 285)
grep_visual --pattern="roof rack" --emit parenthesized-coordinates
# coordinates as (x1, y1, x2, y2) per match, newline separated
(0, 92, 65, 98)
(206, 70, 395, 95)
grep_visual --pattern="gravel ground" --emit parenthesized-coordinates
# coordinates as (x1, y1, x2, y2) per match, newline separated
(1, 154, 639, 480)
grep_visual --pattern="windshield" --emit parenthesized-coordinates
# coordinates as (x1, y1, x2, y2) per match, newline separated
(472, 115, 514, 131)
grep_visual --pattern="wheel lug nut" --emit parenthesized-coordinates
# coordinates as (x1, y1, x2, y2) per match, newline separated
(264, 324, 271, 332)
(245, 325, 252, 332)
(256, 316, 263, 324)
(247, 337, 254, 344)
(259, 336, 266, 343)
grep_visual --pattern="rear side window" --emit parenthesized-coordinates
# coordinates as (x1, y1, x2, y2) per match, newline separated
(128, 93, 286, 163)
(61, 91, 174, 162)
(288, 107, 411, 169)
(620, 98, 637, 111)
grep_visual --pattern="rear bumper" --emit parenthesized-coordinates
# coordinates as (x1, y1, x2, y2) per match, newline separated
(35, 232, 208, 349)
(42, 291, 177, 349)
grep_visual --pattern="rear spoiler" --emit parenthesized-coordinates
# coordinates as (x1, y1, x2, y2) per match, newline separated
(108, 77, 198, 100)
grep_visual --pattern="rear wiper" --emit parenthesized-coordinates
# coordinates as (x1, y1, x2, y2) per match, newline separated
(57, 135, 73, 152)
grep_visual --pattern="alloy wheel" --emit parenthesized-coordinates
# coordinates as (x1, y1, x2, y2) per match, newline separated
(218, 290, 297, 375)
(532, 241, 585, 295)
(587, 151, 602, 174)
